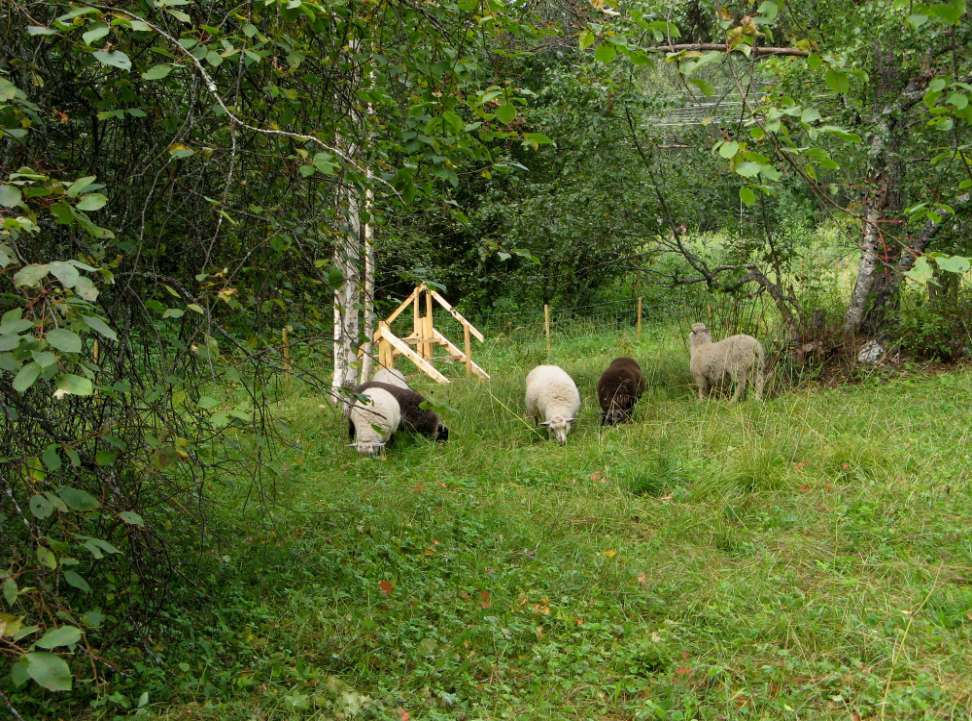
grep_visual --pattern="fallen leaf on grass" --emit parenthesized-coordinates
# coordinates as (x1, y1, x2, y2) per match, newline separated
(378, 579, 394, 596)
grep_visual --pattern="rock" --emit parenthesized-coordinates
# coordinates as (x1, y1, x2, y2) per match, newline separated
(857, 339, 884, 365)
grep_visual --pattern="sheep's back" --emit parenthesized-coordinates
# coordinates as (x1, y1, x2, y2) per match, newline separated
(525, 365, 580, 417)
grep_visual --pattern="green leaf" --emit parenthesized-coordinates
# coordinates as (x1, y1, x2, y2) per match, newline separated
(41, 444, 62, 470)
(13, 264, 50, 288)
(53, 374, 93, 399)
(30, 494, 54, 520)
(800, 107, 822, 124)
(25, 652, 72, 692)
(142, 63, 173, 80)
(495, 103, 516, 123)
(92, 50, 132, 71)
(73, 276, 99, 302)
(37, 546, 57, 570)
(825, 69, 849, 94)
(27, 25, 59, 36)
(58, 487, 100, 511)
(739, 187, 757, 206)
(46, 329, 82, 354)
(734, 162, 761, 178)
(934, 254, 970, 274)
(82, 316, 116, 341)
(63, 571, 91, 594)
(82, 23, 109, 45)
(13, 362, 41, 393)
(2, 578, 17, 606)
(594, 42, 617, 64)
(442, 110, 464, 132)
(75, 193, 107, 212)
(49, 261, 80, 289)
(36, 626, 82, 649)
(81, 609, 104, 628)
(66, 176, 97, 197)
(757, 0, 779, 21)
(946, 92, 968, 110)
(718, 141, 739, 159)
(905, 255, 934, 283)
(0, 184, 23, 208)
(119, 511, 145, 527)
(579, 29, 596, 51)
(312, 152, 338, 175)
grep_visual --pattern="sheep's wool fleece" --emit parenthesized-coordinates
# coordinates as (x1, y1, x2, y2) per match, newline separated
(691, 334, 764, 386)
(525, 365, 581, 421)
(372, 367, 409, 389)
(350, 387, 401, 448)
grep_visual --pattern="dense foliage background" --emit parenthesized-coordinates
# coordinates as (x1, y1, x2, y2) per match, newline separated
(1, 0, 969, 717)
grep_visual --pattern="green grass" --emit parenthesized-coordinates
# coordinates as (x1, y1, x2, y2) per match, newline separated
(148, 325, 972, 721)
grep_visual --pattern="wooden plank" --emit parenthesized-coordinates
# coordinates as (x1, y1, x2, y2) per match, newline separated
(432, 328, 489, 380)
(423, 291, 434, 359)
(429, 290, 485, 342)
(380, 326, 450, 384)
(385, 287, 418, 326)
(636, 297, 643, 338)
(463, 322, 472, 377)
(412, 288, 421, 339)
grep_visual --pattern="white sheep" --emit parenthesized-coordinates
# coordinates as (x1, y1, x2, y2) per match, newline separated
(688, 322, 765, 401)
(372, 367, 409, 389)
(524, 364, 581, 445)
(348, 387, 401, 456)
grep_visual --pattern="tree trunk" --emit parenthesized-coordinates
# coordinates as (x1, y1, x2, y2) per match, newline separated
(358, 181, 375, 383)
(843, 47, 907, 338)
(331, 180, 362, 406)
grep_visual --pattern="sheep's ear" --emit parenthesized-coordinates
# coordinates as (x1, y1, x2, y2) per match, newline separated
(538, 420, 550, 427)
(566, 417, 576, 423)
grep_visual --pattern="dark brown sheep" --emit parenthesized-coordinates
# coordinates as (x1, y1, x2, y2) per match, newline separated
(597, 357, 646, 425)
(347, 381, 449, 442)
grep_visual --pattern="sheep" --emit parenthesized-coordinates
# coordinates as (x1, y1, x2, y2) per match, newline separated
(372, 367, 409, 389)
(597, 357, 646, 425)
(688, 322, 765, 401)
(348, 386, 401, 456)
(350, 381, 449, 442)
(524, 365, 581, 445)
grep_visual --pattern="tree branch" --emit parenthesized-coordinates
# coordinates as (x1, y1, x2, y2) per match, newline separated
(648, 42, 809, 58)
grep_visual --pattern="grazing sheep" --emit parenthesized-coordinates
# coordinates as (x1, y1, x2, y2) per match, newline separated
(597, 357, 646, 425)
(351, 381, 449, 442)
(348, 387, 401, 456)
(525, 365, 581, 445)
(688, 322, 765, 401)
(372, 367, 409, 389)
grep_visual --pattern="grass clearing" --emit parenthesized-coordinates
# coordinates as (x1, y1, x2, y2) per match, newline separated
(150, 325, 972, 721)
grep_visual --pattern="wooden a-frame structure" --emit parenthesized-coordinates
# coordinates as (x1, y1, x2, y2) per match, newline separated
(365, 284, 489, 384)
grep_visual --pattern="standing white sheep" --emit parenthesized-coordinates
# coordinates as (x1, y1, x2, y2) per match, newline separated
(348, 387, 401, 456)
(688, 322, 765, 401)
(525, 365, 581, 445)
(372, 367, 409, 389)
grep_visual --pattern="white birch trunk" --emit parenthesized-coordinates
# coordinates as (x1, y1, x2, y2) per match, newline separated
(359, 180, 375, 383)
(331, 180, 362, 407)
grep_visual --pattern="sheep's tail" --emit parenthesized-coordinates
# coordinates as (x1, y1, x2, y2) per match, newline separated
(753, 343, 766, 400)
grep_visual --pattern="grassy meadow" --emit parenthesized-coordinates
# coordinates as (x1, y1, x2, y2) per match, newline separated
(150, 322, 972, 721)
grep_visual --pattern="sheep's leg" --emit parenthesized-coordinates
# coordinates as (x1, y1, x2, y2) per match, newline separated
(753, 368, 765, 400)
(696, 378, 707, 400)
(731, 369, 747, 402)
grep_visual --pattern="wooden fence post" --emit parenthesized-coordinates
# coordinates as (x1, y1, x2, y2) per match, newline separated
(544, 304, 551, 355)
(463, 322, 472, 377)
(636, 297, 643, 339)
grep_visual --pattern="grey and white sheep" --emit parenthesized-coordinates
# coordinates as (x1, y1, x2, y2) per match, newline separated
(525, 364, 581, 445)
(688, 322, 765, 401)
(372, 367, 409, 389)
(348, 386, 401, 456)
(597, 357, 646, 425)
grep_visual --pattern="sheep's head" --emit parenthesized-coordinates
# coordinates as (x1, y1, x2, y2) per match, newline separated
(351, 439, 385, 457)
(434, 422, 449, 442)
(540, 415, 574, 445)
(601, 406, 629, 426)
(689, 322, 711, 348)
